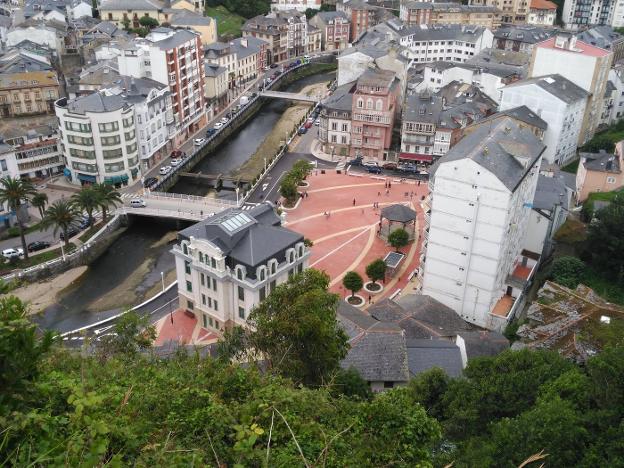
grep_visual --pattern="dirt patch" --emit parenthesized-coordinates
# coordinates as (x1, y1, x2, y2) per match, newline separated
(11, 266, 89, 315)
(232, 80, 329, 181)
(142, 268, 177, 300)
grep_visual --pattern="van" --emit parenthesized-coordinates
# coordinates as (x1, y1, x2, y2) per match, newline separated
(130, 198, 146, 208)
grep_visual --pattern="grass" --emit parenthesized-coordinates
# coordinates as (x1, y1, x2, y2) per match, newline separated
(586, 187, 624, 204)
(553, 218, 587, 244)
(0, 243, 77, 273)
(79, 221, 104, 243)
(561, 158, 579, 174)
(0, 222, 43, 241)
(580, 267, 624, 305)
(205, 5, 245, 39)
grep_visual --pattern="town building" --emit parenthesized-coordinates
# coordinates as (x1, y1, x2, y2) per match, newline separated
(99, 0, 208, 28)
(169, 9, 217, 45)
(561, 0, 613, 29)
(6, 20, 67, 56)
(0, 69, 60, 117)
(242, 10, 307, 64)
(231, 36, 268, 87)
(500, 74, 589, 165)
(204, 62, 228, 113)
(55, 92, 141, 186)
(337, 0, 381, 42)
(350, 68, 400, 159)
(576, 26, 624, 62)
(400, 1, 502, 30)
(493, 24, 557, 54)
(307, 25, 322, 54)
(468, 0, 532, 23)
(528, 0, 557, 25)
(0, 124, 64, 179)
(309, 11, 350, 51)
(576, 146, 624, 201)
(173, 202, 309, 333)
(606, 63, 624, 122)
(117, 27, 206, 146)
(0, 142, 19, 229)
(318, 80, 354, 156)
(106, 75, 175, 171)
(529, 34, 613, 147)
(270, 0, 321, 12)
(419, 117, 544, 331)
(464, 105, 548, 142)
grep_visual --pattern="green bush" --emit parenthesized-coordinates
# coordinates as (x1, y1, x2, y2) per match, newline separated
(551, 256, 586, 289)
(7, 226, 20, 237)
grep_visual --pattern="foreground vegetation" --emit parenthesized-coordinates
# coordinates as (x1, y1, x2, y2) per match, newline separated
(2, 266, 624, 466)
(581, 118, 624, 153)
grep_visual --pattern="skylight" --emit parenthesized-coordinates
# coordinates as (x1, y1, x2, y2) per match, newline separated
(220, 212, 253, 232)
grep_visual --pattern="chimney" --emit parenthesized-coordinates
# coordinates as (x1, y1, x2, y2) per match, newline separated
(241, 37, 248, 48)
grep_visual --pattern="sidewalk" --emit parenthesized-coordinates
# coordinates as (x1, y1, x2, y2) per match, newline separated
(310, 139, 348, 164)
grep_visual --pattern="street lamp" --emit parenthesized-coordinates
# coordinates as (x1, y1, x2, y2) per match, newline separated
(160, 271, 165, 292)
(264, 157, 267, 172)
(60, 240, 65, 261)
(235, 187, 240, 206)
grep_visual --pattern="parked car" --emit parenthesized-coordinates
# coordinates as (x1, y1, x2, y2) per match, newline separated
(206, 128, 216, 137)
(60, 227, 79, 241)
(159, 165, 172, 175)
(348, 156, 363, 166)
(367, 166, 382, 174)
(27, 241, 50, 252)
(170, 150, 183, 158)
(298, 127, 308, 135)
(193, 138, 205, 146)
(270, 63, 278, 68)
(397, 163, 417, 173)
(263, 66, 270, 71)
(382, 162, 398, 170)
(2, 247, 23, 259)
(220, 117, 229, 124)
(79, 216, 90, 229)
(304, 121, 312, 129)
(130, 198, 146, 208)
(170, 158, 181, 166)
(362, 160, 379, 168)
(143, 177, 158, 188)
(307, 116, 314, 122)
(214, 122, 223, 129)
(314, 119, 320, 126)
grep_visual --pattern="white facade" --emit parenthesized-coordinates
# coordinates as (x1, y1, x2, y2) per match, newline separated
(69, 1, 92, 20)
(3, 129, 64, 179)
(608, 66, 624, 122)
(55, 94, 141, 186)
(527, 7, 556, 25)
(0, 144, 19, 179)
(613, 0, 624, 27)
(500, 80, 587, 165)
(418, 63, 506, 103)
(270, 0, 321, 12)
(337, 50, 375, 86)
(6, 26, 63, 54)
(399, 28, 494, 64)
(562, 0, 613, 29)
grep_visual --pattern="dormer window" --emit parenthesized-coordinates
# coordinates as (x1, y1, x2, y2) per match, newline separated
(259, 268, 266, 281)
(236, 265, 245, 280)
(298, 245, 304, 257)
(182, 243, 188, 255)
(289, 250, 295, 263)
(270, 260, 277, 275)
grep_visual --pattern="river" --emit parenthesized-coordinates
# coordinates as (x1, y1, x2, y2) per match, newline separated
(37, 70, 334, 332)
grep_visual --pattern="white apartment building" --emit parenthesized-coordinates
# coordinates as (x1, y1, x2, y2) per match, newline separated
(562, 0, 613, 29)
(55, 92, 141, 187)
(173, 203, 309, 333)
(0, 125, 64, 179)
(607, 65, 624, 122)
(613, 0, 624, 27)
(106, 76, 175, 171)
(500, 74, 589, 165)
(0, 142, 19, 228)
(530, 34, 613, 146)
(271, 0, 321, 12)
(419, 117, 544, 331)
(117, 27, 206, 147)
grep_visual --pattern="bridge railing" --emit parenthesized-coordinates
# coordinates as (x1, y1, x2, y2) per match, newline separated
(118, 206, 206, 221)
(145, 191, 237, 207)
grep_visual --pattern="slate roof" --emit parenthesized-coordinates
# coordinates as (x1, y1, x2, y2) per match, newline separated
(503, 74, 589, 104)
(169, 9, 213, 26)
(65, 91, 127, 113)
(576, 26, 623, 51)
(431, 116, 545, 192)
(457, 331, 509, 359)
(475, 106, 548, 131)
(380, 204, 416, 223)
(0, 51, 52, 73)
(178, 203, 303, 270)
(533, 174, 570, 211)
(315, 10, 349, 23)
(320, 81, 354, 112)
(148, 28, 198, 50)
(339, 45, 388, 60)
(99, 0, 163, 10)
(580, 149, 621, 173)
(494, 24, 557, 44)
(230, 36, 267, 60)
(337, 301, 380, 339)
(108, 75, 168, 103)
(204, 62, 226, 77)
(405, 339, 463, 377)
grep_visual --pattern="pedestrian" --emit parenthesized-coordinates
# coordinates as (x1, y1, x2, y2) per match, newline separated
(378, 191, 381, 196)
(405, 192, 409, 197)
(368, 295, 372, 304)
(324, 211, 328, 217)
(385, 189, 389, 196)
(418, 180, 421, 186)
(388, 181, 392, 189)
(200, 210, 203, 216)
(305, 191, 309, 198)
(353, 198, 356, 206)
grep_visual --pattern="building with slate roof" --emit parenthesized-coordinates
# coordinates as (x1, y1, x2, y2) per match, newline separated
(174, 202, 309, 334)
(309, 10, 350, 51)
(500, 74, 589, 165)
(318, 80, 355, 155)
(420, 116, 544, 331)
(400, 1, 502, 30)
(576, 145, 624, 202)
(493, 25, 557, 54)
(0, 69, 60, 117)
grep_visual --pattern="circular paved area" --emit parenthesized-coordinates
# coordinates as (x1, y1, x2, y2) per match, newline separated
(284, 170, 428, 306)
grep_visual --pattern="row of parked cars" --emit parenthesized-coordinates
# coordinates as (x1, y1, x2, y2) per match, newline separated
(348, 156, 429, 176)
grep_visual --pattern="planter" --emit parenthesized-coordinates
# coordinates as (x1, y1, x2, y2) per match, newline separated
(346, 294, 365, 307)
(364, 281, 384, 294)
(298, 180, 310, 188)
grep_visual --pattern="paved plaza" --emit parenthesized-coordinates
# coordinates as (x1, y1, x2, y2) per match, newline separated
(285, 170, 428, 306)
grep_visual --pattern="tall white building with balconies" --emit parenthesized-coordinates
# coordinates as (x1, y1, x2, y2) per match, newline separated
(55, 92, 141, 187)
(173, 203, 309, 333)
(419, 117, 544, 331)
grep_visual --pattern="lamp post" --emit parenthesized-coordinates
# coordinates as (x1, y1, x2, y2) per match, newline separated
(60, 241, 65, 261)
(235, 187, 240, 206)
(264, 157, 267, 172)
(160, 271, 165, 292)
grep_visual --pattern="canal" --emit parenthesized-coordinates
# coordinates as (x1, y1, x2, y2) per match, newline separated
(38, 70, 334, 332)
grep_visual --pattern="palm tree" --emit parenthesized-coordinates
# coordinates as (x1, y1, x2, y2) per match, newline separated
(93, 183, 122, 222)
(71, 187, 99, 228)
(41, 199, 81, 248)
(0, 176, 36, 259)
(31, 192, 48, 220)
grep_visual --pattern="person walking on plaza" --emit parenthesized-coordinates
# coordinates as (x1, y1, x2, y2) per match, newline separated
(353, 198, 356, 206)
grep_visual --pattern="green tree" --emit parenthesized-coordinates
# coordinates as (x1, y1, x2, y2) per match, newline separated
(72, 187, 100, 228)
(138, 16, 159, 29)
(408, 367, 451, 420)
(331, 367, 372, 400)
(342, 271, 363, 298)
(0, 296, 54, 410)
(246, 269, 349, 386)
(98, 311, 156, 358)
(279, 176, 298, 205)
(388, 227, 409, 252)
(41, 199, 81, 247)
(365, 258, 386, 285)
(551, 256, 586, 288)
(587, 193, 624, 277)
(291, 159, 312, 182)
(30, 192, 48, 220)
(0, 176, 36, 259)
(93, 183, 122, 222)
(304, 7, 318, 19)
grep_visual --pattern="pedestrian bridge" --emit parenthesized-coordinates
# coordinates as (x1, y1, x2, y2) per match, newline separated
(259, 90, 319, 103)
(117, 191, 238, 221)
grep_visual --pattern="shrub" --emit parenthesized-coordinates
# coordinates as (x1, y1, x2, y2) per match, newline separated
(551, 256, 586, 289)
(343, 271, 363, 298)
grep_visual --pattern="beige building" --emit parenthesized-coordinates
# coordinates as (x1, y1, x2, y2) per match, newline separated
(401, 1, 502, 29)
(468, 0, 529, 23)
(170, 9, 216, 45)
(307, 25, 322, 54)
(0, 70, 60, 117)
(204, 63, 228, 112)
(576, 146, 624, 202)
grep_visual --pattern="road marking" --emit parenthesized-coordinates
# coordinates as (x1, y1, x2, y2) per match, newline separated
(310, 224, 374, 268)
(265, 171, 286, 198)
(329, 225, 377, 287)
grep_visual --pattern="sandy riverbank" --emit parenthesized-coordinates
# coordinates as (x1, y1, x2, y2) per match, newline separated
(10, 266, 89, 315)
(232, 80, 330, 181)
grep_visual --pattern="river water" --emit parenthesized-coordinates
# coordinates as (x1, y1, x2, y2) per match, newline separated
(38, 71, 334, 332)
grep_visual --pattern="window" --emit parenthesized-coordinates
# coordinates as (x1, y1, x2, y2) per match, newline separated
(183, 244, 188, 255)
(375, 99, 383, 111)
(123, 115, 134, 128)
(202, 294, 206, 305)
(366, 98, 373, 109)
(259, 268, 266, 281)
(67, 135, 93, 146)
(200, 273, 205, 286)
(104, 162, 124, 172)
(236, 267, 243, 280)
(69, 148, 95, 159)
(187, 300, 194, 310)
(357, 98, 363, 108)
(103, 148, 123, 159)
(211, 257, 216, 268)
(238, 286, 245, 301)
(185, 261, 191, 274)
(270, 262, 276, 275)
(202, 314, 207, 327)
(0, 159, 6, 171)
(65, 121, 91, 133)
(98, 122, 119, 133)
(186, 281, 192, 292)
(607, 176, 616, 183)
(259, 287, 266, 301)
(101, 135, 121, 146)
(289, 251, 295, 263)
(213, 300, 218, 311)
(298, 263, 303, 273)
(298, 245, 304, 257)
(238, 307, 245, 319)
(212, 278, 217, 291)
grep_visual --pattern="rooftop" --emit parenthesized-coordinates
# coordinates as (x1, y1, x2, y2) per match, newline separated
(63, 91, 128, 113)
(503, 74, 589, 104)
(580, 149, 621, 173)
(536, 35, 611, 58)
(493, 24, 557, 44)
(530, 0, 557, 9)
(99, 0, 163, 10)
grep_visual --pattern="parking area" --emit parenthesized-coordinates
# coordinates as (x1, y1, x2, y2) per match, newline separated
(284, 169, 428, 305)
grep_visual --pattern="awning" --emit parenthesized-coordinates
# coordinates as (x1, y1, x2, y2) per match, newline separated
(104, 174, 129, 184)
(399, 152, 433, 162)
(77, 173, 96, 183)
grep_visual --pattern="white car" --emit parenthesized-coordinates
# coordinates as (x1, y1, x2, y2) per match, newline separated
(129, 198, 146, 208)
(362, 161, 379, 168)
(220, 117, 229, 124)
(170, 158, 180, 166)
(159, 165, 172, 175)
(2, 247, 23, 260)
(214, 122, 223, 129)
(314, 119, 320, 126)
(193, 138, 205, 146)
